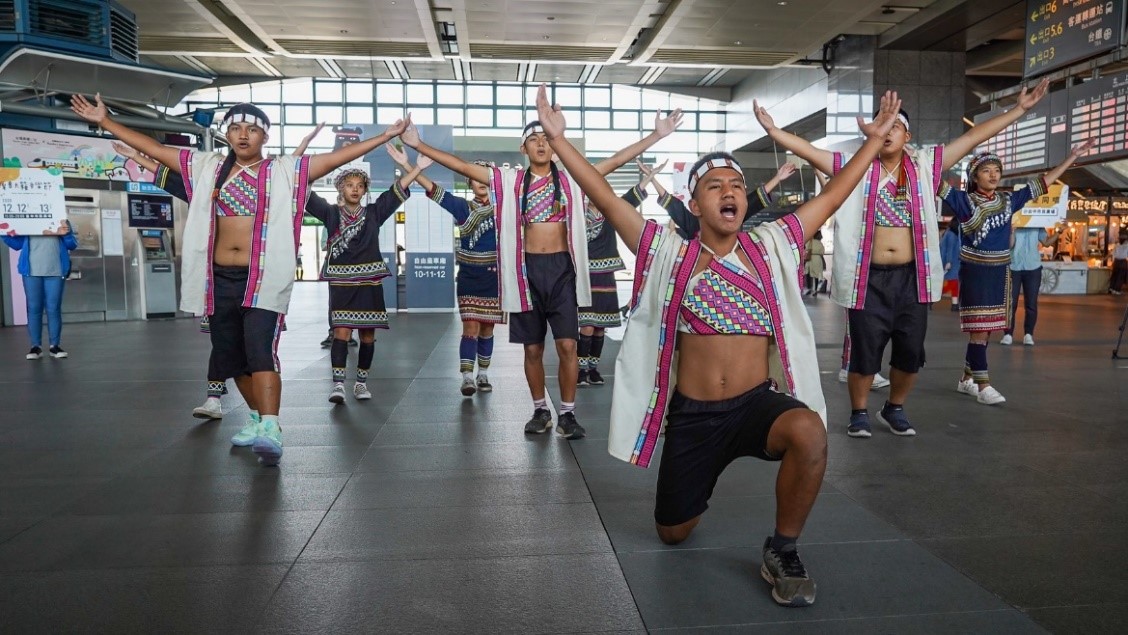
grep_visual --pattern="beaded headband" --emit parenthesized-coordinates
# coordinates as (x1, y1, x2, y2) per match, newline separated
(221, 103, 270, 131)
(333, 168, 370, 191)
(968, 152, 1003, 178)
(688, 156, 745, 194)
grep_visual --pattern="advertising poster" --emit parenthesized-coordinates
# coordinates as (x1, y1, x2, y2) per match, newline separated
(1015, 183, 1069, 228)
(1, 129, 157, 182)
(0, 168, 68, 235)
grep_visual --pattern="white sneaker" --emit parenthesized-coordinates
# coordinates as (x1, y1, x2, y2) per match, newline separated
(1000, 334, 1013, 345)
(192, 397, 224, 420)
(837, 369, 848, 383)
(1023, 334, 1034, 346)
(460, 376, 476, 396)
(977, 386, 1006, 405)
(956, 378, 979, 396)
(871, 373, 891, 390)
(328, 383, 346, 404)
(476, 374, 493, 393)
(353, 382, 372, 400)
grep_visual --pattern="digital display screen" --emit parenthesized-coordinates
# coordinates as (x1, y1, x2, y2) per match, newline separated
(1025, 0, 1125, 77)
(974, 70, 1128, 175)
(127, 194, 174, 229)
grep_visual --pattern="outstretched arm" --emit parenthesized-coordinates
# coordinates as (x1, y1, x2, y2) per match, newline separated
(292, 122, 326, 156)
(307, 119, 406, 182)
(792, 91, 902, 241)
(762, 162, 796, 194)
(113, 142, 189, 202)
(635, 158, 670, 198)
(591, 110, 683, 176)
(397, 155, 431, 191)
(400, 116, 491, 184)
(942, 78, 1049, 171)
(536, 86, 646, 252)
(1044, 138, 1094, 185)
(754, 100, 834, 175)
(386, 143, 437, 192)
(113, 142, 159, 173)
(71, 94, 183, 173)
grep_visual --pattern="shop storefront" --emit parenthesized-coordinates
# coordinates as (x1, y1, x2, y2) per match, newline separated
(1046, 197, 1128, 294)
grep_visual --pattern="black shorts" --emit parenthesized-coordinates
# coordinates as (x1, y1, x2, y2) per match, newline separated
(509, 252, 579, 344)
(654, 381, 807, 527)
(209, 266, 284, 379)
(847, 263, 928, 375)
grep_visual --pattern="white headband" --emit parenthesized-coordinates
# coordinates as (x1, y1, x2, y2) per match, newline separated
(522, 124, 545, 143)
(223, 111, 269, 131)
(688, 157, 745, 194)
(896, 113, 910, 130)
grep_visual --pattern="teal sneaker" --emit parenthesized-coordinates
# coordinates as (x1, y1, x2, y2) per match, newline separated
(230, 413, 261, 447)
(252, 419, 283, 467)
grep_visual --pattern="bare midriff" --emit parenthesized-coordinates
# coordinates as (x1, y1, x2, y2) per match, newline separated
(212, 216, 255, 267)
(523, 221, 569, 254)
(674, 249, 770, 401)
(870, 226, 915, 265)
(676, 334, 771, 401)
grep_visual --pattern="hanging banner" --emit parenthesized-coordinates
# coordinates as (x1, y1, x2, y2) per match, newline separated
(1, 129, 157, 182)
(1015, 183, 1069, 228)
(0, 168, 68, 235)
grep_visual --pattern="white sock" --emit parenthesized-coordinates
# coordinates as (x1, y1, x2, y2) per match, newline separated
(462, 371, 473, 381)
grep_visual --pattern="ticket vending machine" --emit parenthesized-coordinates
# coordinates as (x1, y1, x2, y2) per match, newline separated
(137, 229, 177, 317)
(127, 193, 178, 318)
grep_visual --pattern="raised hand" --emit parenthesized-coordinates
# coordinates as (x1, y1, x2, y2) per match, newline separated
(653, 109, 684, 138)
(1016, 78, 1050, 111)
(857, 90, 901, 140)
(753, 99, 776, 133)
(384, 117, 407, 138)
(417, 155, 434, 170)
(400, 116, 421, 148)
(1070, 138, 1096, 157)
(534, 84, 567, 140)
(111, 142, 137, 159)
(301, 122, 326, 145)
(70, 93, 108, 125)
(775, 162, 797, 181)
(385, 143, 410, 167)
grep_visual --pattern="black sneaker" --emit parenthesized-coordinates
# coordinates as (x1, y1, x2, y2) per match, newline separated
(587, 368, 605, 385)
(523, 408, 553, 434)
(319, 335, 333, 349)
(761, 538, 816, 607)
(48, 346, 68, 359)
(348, 337, 359, 347)
(555, 412, 586, 440)
(25, 346, 42, 360)
(577, 370, 590, 387)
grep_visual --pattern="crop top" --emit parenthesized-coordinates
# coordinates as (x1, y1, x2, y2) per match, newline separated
(214, 168, 259, 217)
(677, 244, 773, 337)
(874, 179, 911, 228)
(522, 172, 567, 223)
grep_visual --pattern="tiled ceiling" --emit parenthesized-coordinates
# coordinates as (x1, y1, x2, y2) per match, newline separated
(121, 0, 939, 92)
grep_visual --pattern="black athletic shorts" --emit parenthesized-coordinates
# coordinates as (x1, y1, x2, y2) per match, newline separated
(654, 380, 807, 527)
(209, 266, 284, 379)
(509, 252, 580, 344)
(847, 262, 928, 376)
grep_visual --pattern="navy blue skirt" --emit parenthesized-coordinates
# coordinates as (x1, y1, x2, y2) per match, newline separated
(958, 262, 1010, 332)
(457, 264, 504, 323)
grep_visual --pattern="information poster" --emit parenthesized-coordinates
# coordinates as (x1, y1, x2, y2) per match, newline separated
(2, 129, 157, 182)
(1015, 183, 1070, 227)
(1025, 0, 1124, 77)
(405, 252, 455, 310)
(0, 168, 67, 236)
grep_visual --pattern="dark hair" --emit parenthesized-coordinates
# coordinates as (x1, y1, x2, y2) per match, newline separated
(520, 162, 561, 217)
(687, 151, 741, 196)
(211, 152, 238, 202)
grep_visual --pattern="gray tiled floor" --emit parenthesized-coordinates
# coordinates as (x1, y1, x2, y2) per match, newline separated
(1, 283, 1125, 633)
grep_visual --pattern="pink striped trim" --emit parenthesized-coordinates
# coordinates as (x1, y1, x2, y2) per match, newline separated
(902, 155, 931, 302)
(492, 166, 532, 312)
(178, 149, 195, 200)
(776, 213, 807, 288)
(242, 159, 273, 307)
(630, 221, 660, 310)
(931, 144, 944, 193)
(851, 160, 883, 309)
(738, 232, 797, 394)
(291, 157, 312, 263)
(633, 234, 696, 467)
(202, 155, 227, 315)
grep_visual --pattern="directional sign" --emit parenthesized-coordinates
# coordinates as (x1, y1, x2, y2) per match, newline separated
(1025, 0, 1125, 77)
